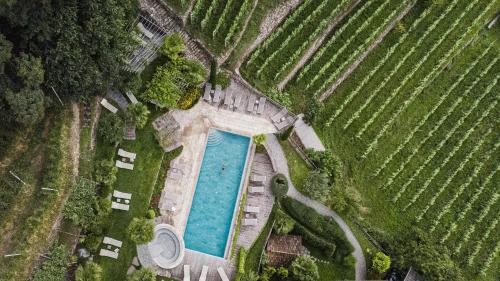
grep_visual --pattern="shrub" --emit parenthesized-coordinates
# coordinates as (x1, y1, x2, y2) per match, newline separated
(276, 266, 289, 279)
(32, 245, 71, 281)
(159, 33, 185, 61)
(253, 134, 266, 146)
(127, 267, 156, 281)
(372, 252, 391, 274)
(127, 217, 155, 244)
(216, 71, 231, 89)
(301, 170, 330, 202)
(177, 87, 201, 110)
(128, 102, 150, 129)
(260, 266, 276, 281)
(271, 174, 289, 198)
(305, 149, 342, 183)
(94, 159, 117, 194)
(142, 65, 183, 109)
(267, 88, 292, 109)
(75, 262, 102, 281)
(82, 234, 103, 253)
(240, 271, 259, 281)
(146, 209, 155, 219)
(274, 209, 295, 235)
(278, 125, 294, 141)
(293, 222, 336, 257)
(303, 99, 323, 125)
(290, 255, 319, 281)
(235, 247, 247, 280)
(97, 113, 123, 145)
(63, 178, 98, 230)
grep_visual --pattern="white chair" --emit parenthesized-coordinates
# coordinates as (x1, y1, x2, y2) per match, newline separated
(199, 265, 208, 281)
(100, 98, 118, 113)
(125, 90, 139, 104)
(243, 219, 258, 226)
(217, 267, 229, 281)
(250, 174, 266, 183)
(249, 186, 264, 194)
(116, 160, 134, 170)
(245, 205, 260, 213)
(117, 149, 136, 162)
(103, 237, 123, 248)
(99, 249, 119, 259)
(184, 265, 190, 281)
(111, 202, 130, 211)
(113, 190, 132, 200)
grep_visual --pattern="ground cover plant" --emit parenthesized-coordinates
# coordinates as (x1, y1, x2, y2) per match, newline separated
(302, 0, 500, 279)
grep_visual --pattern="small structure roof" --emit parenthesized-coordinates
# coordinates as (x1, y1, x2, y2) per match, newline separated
(293, 114, 325, 152)
(266, 234, 304, 267)
(153, 113, 182, 152)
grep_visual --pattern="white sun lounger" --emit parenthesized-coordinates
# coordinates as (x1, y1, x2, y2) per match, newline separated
(251, 174, 266, 183)
(213, 85, 222, 104)
(257, 97, 266, 115)
(217, 267, 230, 281)
(184, 265, 190, 281)
(203, 83, 212, 102)
(99, 249, 119, 259)
(103, 237, 123, 248)
(116, 160, 134, 170)
(249, 186, 264, 194)
(100, 98, 118, 113)
(247, 95, 256, 112)
(118, 149, 136, 162)
(199, 265, 208, 281)
(224, 92, 233, 108)
(111, 202, 130, 211)
(245, 205, 260, 213)
(233, 95, 242, 111)
(113, 190, 132, 200)
(125, 90, 139, 104)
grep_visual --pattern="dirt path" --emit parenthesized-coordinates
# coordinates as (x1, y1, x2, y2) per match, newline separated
(90, 97, 102, 151)
(234, 0, 303, 74)
(277, 0, 362, 90)
(319, 0, 416, 101)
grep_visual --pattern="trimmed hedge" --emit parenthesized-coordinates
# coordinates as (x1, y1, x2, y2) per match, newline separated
(293, 220, 336, 258)
(271, 173, 288, 198)
(235, 247, 247, 281)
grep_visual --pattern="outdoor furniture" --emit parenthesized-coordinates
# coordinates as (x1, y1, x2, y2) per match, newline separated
(99, 249, 119, 259)
(125, 90, 139, 104)
(111, 202, 130, 211)
(251, 174, 266, 183)
(217, 267, 230, 281)
(184, 265, 190, 281)
(113, 190, 132, 200)
(242, 219, 258, 226)
(224, 92, 233, 109)
(118, 149, 136, 162)
(103, 237, 123, 248)
(245, 205, 260, 213)
(233, 95, 242, 111)
(199, 265, 208, 281)
(249, 186, 264, 194)
(247, 95, 256, 112)
(100, 98, 118, 113)
(213, 85, 222, 104)
(257, 97, 266, 115)
(271, 108, 287, 123)
(137, 22, 154, 39)
(203, 83, 212, 102)
(167, 169, 183, 181)
(116, 160, 134, 170)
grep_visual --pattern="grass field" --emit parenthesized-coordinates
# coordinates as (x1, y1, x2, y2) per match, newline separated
(279, 140, 309, 191)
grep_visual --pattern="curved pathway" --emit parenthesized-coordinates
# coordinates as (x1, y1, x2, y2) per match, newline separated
(265, 134, 366, 281)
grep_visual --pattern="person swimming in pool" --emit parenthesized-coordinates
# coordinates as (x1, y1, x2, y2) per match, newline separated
(220, 163, 226, 174)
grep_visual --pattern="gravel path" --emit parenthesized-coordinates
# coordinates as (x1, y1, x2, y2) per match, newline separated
(264, 134, 366, 281)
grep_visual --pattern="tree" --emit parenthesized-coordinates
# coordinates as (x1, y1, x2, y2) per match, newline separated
(274, 209, 295, 235)
(253, 134, 266, 146)
(271, 173, 289, 198)
(127, 217, 154, 244)
(143, 65, 183, 108)
(128, 102, 150, 129)
(240, 271, 259, 281)
(159, 33, 185, 60)
(290, 255, 319, 281)
(63, 179, 98, 230)
(0, 33, 12, 73)
(97, 113, 123, 144)
(302, 170, 330, 202)
(16, 53, 44, 88)
(127, 268, 156, 281)
(94, 159, 118, 190)
(372, 252, 391, 274)
(5, 88, 45, 126)
(176, 57, 206, 86)
(75, 262, 102, 281)
(32, 245, 71, 281)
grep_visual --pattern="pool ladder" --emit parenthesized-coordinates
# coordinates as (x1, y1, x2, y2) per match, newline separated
(206, 130, 224, 147)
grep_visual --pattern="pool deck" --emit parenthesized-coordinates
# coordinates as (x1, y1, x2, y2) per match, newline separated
(147, 100, 277, 280)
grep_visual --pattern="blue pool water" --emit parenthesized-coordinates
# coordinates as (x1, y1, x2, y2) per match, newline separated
(183, 129, 251, 257)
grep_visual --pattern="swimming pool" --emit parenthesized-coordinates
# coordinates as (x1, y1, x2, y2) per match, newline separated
(183, 128, 251, 257)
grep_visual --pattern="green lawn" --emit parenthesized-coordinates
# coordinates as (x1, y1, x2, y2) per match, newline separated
(306, 243, 355, 281)
(96, 111, 165, 281)
(279, 140, 310, 192)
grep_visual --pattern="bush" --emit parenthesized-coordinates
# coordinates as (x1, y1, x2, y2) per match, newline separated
(97, 113, 123, 145)
(235, 247, 247, 280)
(216, 71, 231, 89)
(278, 125, 294, 141)
(159, 33, 185, 60)
(305, 149, 342, 183)
(127, 217, 155, 244)
(177, 87, 201, 110)
(75, 262, 102, 281)
(94, 159, 118, 194)
(32, 245, 71, 281)
(63, 178, 98, 230)
(82, 234, 103, 253)
(128, 102, 150, 129)
(271, 174, 289, 198)
(293, 222, 336, 258)
(274, 208, 295, 235)
(253, 134, 267, 146)
(127, 268, 156, 281)
(303, 99, 323, 125)
(372, 252, 391, 274)
(240, 271, 259, 281)
(267, 88, 292, 109)
(290, 255, 319, 281)
(301, 170, 330, 202)
(146, 209, 155, 219)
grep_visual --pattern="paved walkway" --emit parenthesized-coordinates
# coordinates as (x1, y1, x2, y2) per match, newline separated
(264, 134, 367, 281)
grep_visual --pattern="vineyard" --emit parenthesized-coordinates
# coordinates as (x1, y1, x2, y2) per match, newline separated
(307, 0, 500, 279)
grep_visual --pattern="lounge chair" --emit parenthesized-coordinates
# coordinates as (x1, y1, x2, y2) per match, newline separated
(113, 190, 132, 200)
(224, 92, 233, 109)
(115, 160, 134, 170)
(103, 237, 123, 248)
(217, 267, 230, 281)
(199, 265, 208, 281)
(100, 98, 118, 113)
(184, 265, 190, 281)
(213, 85, 222, 104)
(111, 202, 130, 211)
(245, 205, 260, 213)
(233, 95, 242, 111)
(99, 249, 119, 259)
(118, 149, 136, 162)
(125, 90, 139, 104)
(251, 174, 266, 183)
(247, 96, 256, 112)
(257, 97, 266, 115)
(203, 83, 212, 102)
(249, 186, 264, 194)
(242, 219, 258, 226)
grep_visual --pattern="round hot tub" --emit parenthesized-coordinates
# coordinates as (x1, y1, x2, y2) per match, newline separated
(147, 224, 184, 269)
